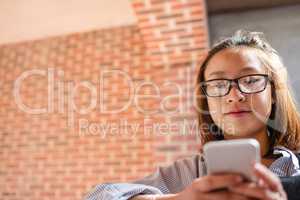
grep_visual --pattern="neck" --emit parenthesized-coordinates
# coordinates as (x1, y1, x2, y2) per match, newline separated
(224, 127, 270, 157)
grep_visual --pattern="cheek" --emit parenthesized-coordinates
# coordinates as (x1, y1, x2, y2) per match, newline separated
(207, 98, 223, 121)
(249, 89, 272, 120)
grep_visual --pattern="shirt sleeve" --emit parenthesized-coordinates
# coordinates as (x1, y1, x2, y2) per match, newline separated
(84, 155, 200, 200)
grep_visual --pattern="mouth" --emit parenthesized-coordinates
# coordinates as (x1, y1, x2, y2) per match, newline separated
(225, 110, 252, 117)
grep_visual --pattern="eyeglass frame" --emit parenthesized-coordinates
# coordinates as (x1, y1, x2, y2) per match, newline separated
(200, 74, 270, 97)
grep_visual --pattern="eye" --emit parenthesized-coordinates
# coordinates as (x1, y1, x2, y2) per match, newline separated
(215, 82, 227, 88)
(207, 81, 227, 88)
(242, 76, 262, 85)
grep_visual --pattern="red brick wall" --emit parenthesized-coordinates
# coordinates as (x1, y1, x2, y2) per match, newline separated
(0, 0, 209, 199)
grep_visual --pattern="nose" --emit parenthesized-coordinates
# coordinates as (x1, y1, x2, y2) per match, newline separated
(226, 84, 246, 103)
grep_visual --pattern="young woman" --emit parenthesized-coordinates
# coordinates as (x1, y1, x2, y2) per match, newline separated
(85, 30, 300, 200)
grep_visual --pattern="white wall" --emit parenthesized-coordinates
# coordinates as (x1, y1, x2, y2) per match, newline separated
(0, 0, 137, 44)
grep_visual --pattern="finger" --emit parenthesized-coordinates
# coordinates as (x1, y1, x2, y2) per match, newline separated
(229, 182, 280, 200)
(253, 163, 282, 191)
(258, 178, 268, 188)
(195, 174, 243, 192)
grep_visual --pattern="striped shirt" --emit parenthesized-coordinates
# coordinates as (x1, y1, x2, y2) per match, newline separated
(84, 146, 300, 200)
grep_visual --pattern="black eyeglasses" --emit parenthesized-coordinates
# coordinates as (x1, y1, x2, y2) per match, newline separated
(201, 74, 270, 97)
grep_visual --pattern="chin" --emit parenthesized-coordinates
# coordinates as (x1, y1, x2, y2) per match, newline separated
(224, 128, 255, 138)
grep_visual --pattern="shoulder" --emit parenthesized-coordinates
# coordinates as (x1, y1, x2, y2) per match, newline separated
(169, 154, 207, 178)
(270, 146, 300, 176)
(157, 154, 201, 177)
(133, 154, 203, 193)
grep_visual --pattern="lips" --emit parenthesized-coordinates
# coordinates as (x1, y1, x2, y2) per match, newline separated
(225, 110, 252, 117)
(226, 110, 251, 114)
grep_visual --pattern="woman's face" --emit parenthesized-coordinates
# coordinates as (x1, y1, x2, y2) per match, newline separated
(204, 47, 273, 137)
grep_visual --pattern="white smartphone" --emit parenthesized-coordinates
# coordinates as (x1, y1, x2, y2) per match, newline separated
(203, 139, 261, 181)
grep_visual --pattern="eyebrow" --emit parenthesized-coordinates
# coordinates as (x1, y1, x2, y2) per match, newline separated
(207, 67, 258, 77)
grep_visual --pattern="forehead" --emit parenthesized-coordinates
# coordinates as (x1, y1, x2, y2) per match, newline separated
(204, 47, 266, 79)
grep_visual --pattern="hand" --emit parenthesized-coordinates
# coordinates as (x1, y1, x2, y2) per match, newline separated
(229, 163, 287, 200)
(175, 173, 250, 200)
